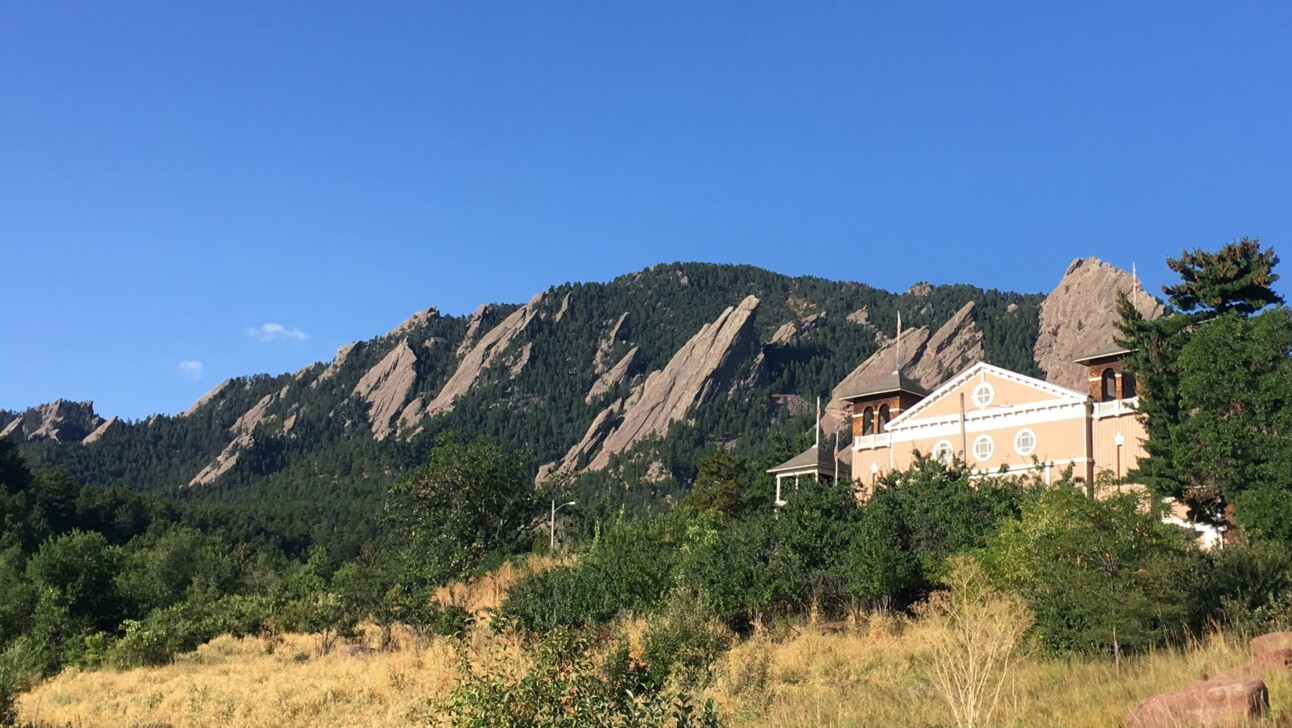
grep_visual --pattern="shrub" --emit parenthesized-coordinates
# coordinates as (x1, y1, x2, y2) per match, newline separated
(915, 557, 1033, 728)
(982, 487, 1192, 654)
(641, 590, 734, 688)
(440, 628, 721, 727)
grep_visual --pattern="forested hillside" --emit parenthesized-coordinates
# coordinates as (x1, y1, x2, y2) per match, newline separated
(6, 262, 1057, 555)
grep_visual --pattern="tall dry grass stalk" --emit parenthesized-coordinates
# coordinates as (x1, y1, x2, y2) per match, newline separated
(914, 556, 1033, 728)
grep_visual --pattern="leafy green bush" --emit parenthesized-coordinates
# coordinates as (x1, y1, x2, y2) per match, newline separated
(641, 590, 734, 688)
(498, 515, 682, 632)
(982, 487, 1193, 654)
(440, 628, 721, 728)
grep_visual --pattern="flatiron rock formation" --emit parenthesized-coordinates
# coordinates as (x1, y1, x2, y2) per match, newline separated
(826, 302, 984, 433)
(353, 338, 419, 441)
(1034, 258, 1164, 392)
(0, 400, 106, 443)
(426, 293, 544, 417)
(586, 295, 760, 471)
(585, 347, 639, 405)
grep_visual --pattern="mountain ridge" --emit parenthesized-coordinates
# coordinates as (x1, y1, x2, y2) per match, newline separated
(4, 259, 1146, 514)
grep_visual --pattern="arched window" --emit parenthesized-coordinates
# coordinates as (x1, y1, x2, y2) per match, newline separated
(1122, 371, 1136, 399)
(861, 407, 874, 436)
(878, 404, 891, 434)
(1101, 368, 1118, 401)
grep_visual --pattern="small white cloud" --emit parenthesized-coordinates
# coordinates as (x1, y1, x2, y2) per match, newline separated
(246, 322, 309, 343)
(179, 360, 204, 379)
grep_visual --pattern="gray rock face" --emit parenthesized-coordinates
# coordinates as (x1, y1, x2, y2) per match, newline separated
(586, 295, 760, 471)
(0, 400, 106, 443)
(182, 380, 233, 417)
(826, 302, 983, 434)
(353, 338, 419, 441)
(1034, 258, 1164, 391)
(426, 293, 543, 417)
(585, 347, 639, 405)
(594, 313, 632, 375)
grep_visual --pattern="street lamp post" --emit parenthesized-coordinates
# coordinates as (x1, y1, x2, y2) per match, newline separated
(550, 499, 576, 552)
(1114, 432, 1125, 490)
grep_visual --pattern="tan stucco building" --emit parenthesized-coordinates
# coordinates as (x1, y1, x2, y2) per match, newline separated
(843, 352, 1146, 494)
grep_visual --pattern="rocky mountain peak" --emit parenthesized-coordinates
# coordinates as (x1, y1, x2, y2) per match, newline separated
(1034, 257, 1164, 391)
(0, 399, 106, 443)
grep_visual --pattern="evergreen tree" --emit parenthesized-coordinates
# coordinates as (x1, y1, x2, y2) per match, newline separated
(1120, 238, 1291, 529)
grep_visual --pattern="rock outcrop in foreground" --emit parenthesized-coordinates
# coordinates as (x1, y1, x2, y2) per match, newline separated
(1034, 257, 1164, 392)
(583, 295, 760, 471)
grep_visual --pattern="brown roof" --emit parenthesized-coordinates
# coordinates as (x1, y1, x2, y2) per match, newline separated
(767, 445, 852, 480)
(837, 370, 929, 401)
(1072, 347, 1132, 365)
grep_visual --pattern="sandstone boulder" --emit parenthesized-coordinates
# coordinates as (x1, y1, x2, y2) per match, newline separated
(1126, 675, 1267, 728)
(1252, 632, 1292, 658)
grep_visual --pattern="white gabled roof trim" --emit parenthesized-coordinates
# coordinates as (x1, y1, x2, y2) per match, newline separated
(886, 361, 1090, 429)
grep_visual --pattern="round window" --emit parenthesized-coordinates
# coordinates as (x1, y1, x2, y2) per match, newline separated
(972, 435, 994, 462)
(972, 383, 995, 408)
(1014, 429, 1036, 456)
(931, 440, 954, 464)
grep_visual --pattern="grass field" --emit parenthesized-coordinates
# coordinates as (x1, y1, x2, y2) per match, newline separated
(15, 556, 1292, 727)
(18, 618, 1292, 727)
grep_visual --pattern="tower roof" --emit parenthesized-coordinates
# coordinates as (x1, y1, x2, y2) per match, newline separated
(837, 370, 928, 402)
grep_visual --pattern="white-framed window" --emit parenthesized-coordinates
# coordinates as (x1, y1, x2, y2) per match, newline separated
(972, 382, 995, 408)
(972, 435, 994, 462)
(1014, 429, 1037, 456)
(931, 440, 954, 464)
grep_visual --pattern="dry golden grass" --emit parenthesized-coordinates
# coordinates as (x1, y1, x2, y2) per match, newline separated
(16, 554, 1292, 727)
(707, 617, 1292, 728)
(19, 616, 1292, 728)
(433, 554, 564, 618)
(17, 625, 529, 728)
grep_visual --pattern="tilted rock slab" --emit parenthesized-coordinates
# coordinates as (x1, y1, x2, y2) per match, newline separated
(585, 347, 639, 405)
(181, 380, 232, 417)
(189, 391, 283, 486)
(353, 338, 419, 441)
(1126, 675, 1267, 728)
(825, 302, 983, 435)
(1034, 257, 1164, 392)
(82, 416, 119, 445)
(593, 312, 632, 375)
(586, 295, 759, 471)
(425, 293, 544, 417)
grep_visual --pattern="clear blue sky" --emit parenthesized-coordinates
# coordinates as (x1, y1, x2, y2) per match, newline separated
(3, 2, 1289, 420)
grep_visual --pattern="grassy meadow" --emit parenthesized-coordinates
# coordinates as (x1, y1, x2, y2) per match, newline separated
(17, 605, 1292, 728)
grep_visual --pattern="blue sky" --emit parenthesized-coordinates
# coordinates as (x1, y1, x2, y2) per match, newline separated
(2, 2, 1290, 420)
